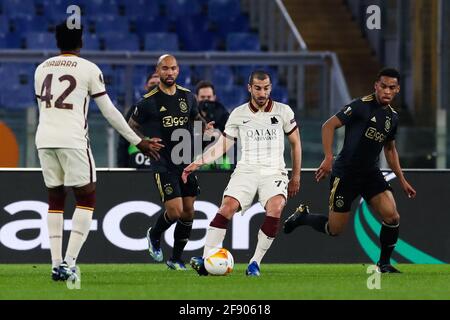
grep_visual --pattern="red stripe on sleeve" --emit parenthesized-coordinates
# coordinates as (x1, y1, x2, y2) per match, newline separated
(91, 91, 107, 98)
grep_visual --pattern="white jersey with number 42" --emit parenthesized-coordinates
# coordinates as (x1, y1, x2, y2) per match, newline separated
(34, 54, 106, 149)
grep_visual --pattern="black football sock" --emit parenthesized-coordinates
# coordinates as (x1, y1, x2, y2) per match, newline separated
(150, 211, 175, 241)
(379, 221, 399, 265)
(171, 219, 193, 261)
(298, 213, 330, 234)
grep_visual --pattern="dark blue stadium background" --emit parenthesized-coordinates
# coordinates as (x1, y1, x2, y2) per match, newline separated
(0, 0, 290, 111)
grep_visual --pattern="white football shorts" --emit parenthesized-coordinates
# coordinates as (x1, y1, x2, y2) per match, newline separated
(223, 168, 288, 214)
(38, 148, 97, 188)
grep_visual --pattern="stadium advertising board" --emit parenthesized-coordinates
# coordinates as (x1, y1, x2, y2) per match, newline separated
(0, 170, 448, 264)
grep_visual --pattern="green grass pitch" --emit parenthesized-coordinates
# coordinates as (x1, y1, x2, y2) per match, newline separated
(0, 264, 449, 300)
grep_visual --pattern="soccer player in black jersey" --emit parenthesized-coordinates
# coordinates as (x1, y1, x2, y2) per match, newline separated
(284, 68, 416, 273)
(128, 55, 213, 270)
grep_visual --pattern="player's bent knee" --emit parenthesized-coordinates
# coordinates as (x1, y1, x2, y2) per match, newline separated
(384, 212, 400, 225)
(218, 204, 236, 219)
(265, 200, 285, 218)
(379, 205, 400, 223)
(73, 182, 96, 195)
(327, 227, 342, 237)
(218, 197, 240, 219)
(266, 208, 283, 218)
(166, 206, 183, 220)
(327, 210, 350, 236)
(171, 212, 182, 220)
(327, 223, 345, 236)
(48, 186, 66, 212)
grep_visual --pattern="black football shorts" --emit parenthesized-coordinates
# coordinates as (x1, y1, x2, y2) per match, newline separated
(153, 171, 200, 202)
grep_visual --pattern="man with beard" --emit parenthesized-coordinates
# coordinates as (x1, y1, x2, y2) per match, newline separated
(129, 54, 212, 270)
(182, 70, 302, 276)
(283, 68, 416, 273)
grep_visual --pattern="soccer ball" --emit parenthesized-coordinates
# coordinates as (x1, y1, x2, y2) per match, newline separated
(204, 248, 234, 276)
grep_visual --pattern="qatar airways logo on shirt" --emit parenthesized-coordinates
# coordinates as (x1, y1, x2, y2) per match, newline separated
(246, 128, 279, 141)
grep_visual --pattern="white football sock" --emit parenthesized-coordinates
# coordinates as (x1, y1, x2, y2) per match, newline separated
(47, 212, 63, 269)
(64, 207, 93, 267)
(249, 229, 275, 266)
(203, 226, 227, 257)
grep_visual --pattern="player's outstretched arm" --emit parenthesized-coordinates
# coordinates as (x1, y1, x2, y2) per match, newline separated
(95, 94, 142, 144)
(94, 94, 163, 160)
(287, 127, 302, 198)
(316, 116, 343, 182)
(384, 140, 416, 198)
(182, 134, 234, 183)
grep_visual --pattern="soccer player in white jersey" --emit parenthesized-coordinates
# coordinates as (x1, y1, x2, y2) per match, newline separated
(182, 70, 302, 276)
(34, 22, 162, 281)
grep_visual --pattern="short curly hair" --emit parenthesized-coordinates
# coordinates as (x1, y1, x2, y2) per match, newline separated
(377, 68, 400, 84)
